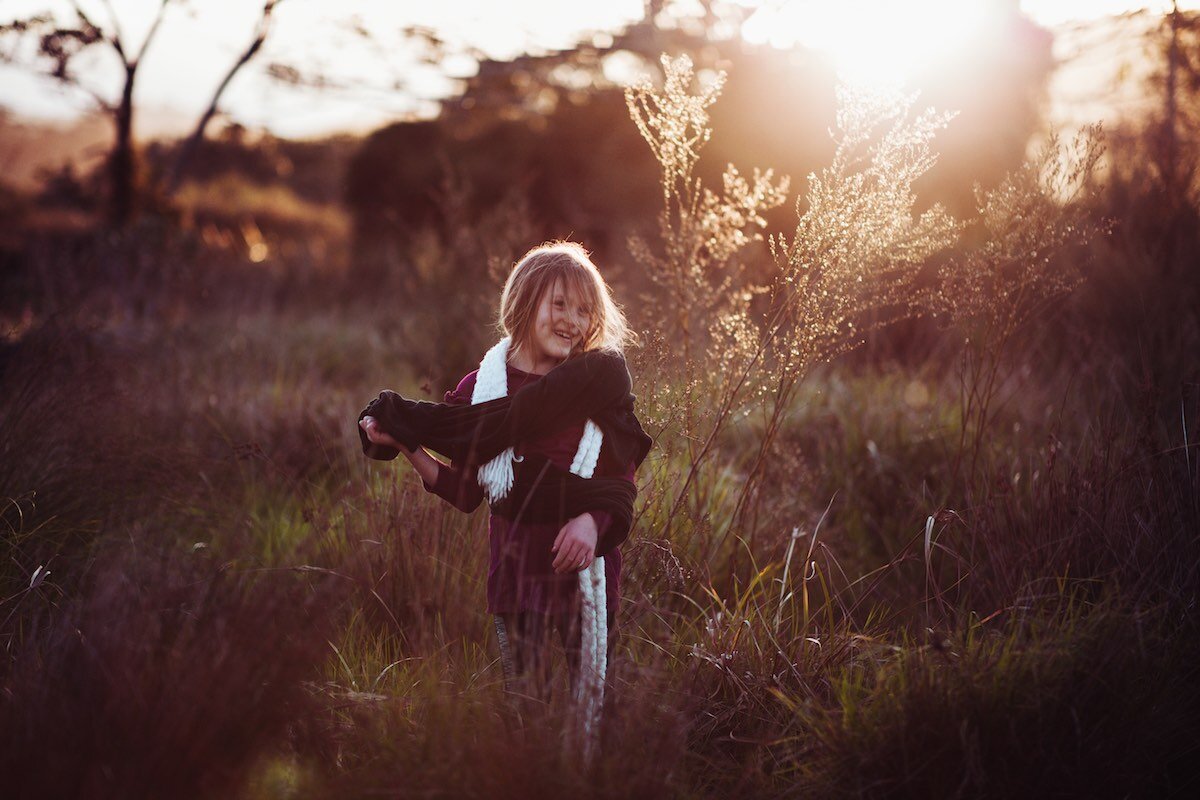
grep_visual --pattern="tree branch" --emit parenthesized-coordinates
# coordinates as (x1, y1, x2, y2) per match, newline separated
(65, 71, 116, 113)
(133, 0, 173, 66)
(165, 0, 285, 192)
(73, 0, 125, 63)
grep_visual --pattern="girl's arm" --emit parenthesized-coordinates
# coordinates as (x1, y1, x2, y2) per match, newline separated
(420, 452, 485, 513)
(550, 449, 638, 570)
(551, 510, 617, 572)
(361, 351, 639, 464)
(361, 417, 438, 484)
(360, 416, 484, 513)
(401, 446, 440, 487)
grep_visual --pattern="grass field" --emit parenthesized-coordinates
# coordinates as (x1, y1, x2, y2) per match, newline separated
(3, 61, 1199, 799)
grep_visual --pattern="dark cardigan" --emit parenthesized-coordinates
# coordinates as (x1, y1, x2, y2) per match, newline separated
(356, 350, 653, 557)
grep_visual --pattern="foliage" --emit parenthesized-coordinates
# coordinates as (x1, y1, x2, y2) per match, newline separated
(0, 1, 287, 227)
(0, 46, 1195, 800)
(174, 174, 351, 239)
(626, 56, 1102, 570)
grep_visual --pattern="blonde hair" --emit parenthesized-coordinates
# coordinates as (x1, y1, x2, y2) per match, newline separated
(498, 241, 635, 359)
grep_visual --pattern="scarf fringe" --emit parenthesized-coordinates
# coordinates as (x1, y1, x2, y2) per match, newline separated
(472, 337, 604, 501)
(471, 336, 607, 765)
(472, 335, 609, 762)
(472, 338, 517, 503)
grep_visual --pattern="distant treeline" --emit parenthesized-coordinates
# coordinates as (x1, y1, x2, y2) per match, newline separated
(147, 18, 1052, 262)
(345, 31, 1053, 265)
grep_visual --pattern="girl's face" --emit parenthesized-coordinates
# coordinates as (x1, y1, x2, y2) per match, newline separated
(526, 278, 591, 370)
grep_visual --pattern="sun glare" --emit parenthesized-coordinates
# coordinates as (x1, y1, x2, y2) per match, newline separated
(743, 0, 993, 87)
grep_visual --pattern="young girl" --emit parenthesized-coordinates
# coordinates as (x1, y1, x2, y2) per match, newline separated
(358, 242, 651, 704)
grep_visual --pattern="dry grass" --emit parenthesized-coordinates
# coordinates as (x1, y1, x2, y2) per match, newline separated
(1, 53, 1197, 799)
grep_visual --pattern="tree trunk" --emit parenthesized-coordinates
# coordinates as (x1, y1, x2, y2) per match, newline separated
(109, 62, 138, 228)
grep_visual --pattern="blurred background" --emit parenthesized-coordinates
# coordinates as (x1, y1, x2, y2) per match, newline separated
(2, 1, 1196, 379)
(1, 2, 1198, 798)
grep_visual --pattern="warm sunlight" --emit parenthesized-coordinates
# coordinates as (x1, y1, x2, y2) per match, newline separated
(1021, 0, 1200, 25)
(4, 0, 1197, 792)
(743, 0, 995, 86)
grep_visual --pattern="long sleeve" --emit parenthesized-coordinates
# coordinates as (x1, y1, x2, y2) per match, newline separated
(357, 351, 647, 468)
(357, 356, 649, 553)
(587, 456, 638, 556)
(423, 462, 485, 513)
(418, 373, 485, 513)
(588, 509, 622, 558)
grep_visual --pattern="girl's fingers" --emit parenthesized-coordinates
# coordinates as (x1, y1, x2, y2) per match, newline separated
(555, 541, 582, 573)
(552, 540, 570, 571)
(571, 546, 591, 573)
(551, 529, 598, 573)
(360, 418, 387, 445)
(362, 420, 402, 448)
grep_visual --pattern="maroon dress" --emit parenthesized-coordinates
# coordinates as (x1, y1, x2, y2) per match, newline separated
(422, 363, 635, 615)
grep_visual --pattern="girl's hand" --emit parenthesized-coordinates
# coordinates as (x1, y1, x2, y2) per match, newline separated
(359, 415, 409, 453)
(552, 513, 598, 573)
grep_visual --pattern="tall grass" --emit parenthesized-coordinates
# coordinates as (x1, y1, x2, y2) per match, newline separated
(2, 52, 1197, 798)
(0, 541, 341, 800)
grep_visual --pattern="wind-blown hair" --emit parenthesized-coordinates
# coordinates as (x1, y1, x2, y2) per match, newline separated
(498, 241, 635, 358)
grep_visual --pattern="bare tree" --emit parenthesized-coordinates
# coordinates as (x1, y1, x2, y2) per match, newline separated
(165, 1, 283, 193)
(0, 0, 287, 228)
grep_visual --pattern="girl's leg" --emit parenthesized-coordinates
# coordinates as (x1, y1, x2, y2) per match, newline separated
(494, 612, 555, 703)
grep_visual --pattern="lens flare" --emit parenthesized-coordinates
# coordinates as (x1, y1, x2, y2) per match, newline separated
(743, 0, 992, 87)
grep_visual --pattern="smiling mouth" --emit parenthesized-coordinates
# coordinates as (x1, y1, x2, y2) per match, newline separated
(555, 332, 572, 343)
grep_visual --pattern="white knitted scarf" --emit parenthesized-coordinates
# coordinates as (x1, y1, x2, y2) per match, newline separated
(471, 337, 608, 763)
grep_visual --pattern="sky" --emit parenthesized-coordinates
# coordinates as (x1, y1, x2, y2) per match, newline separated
(0, 0, 646, 136)
(0, 0, 1194, 138)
